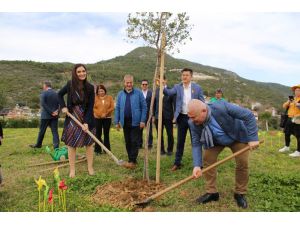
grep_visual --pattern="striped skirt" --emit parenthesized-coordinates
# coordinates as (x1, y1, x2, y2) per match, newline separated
(61, 105, 95, 147)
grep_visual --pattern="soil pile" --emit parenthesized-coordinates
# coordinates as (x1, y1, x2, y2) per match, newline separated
(92, 177, 165, 210)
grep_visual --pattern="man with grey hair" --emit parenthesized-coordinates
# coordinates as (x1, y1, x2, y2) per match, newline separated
(187, 99, 259, 209)
(115, 74, 147, 169)
(29, 81, 60, 149)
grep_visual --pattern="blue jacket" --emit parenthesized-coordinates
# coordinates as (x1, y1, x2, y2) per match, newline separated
(163, 82, 204, 121)
(40, 88, 59, 120)
(114, 88, 147, 127)
(189, 101, 258, 167)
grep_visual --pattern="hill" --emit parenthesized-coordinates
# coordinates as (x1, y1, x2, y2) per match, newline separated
(0, 47, 291, 111)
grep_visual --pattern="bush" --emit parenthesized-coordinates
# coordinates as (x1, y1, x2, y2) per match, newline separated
(0, 118, 65, 128)
(3, 118, 40, 128)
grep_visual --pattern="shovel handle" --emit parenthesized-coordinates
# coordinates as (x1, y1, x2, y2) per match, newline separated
(142, 140, 264, 203)
(66, 111, 121, 165)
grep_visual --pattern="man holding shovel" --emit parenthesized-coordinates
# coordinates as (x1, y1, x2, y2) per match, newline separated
(187, 99, 259, 209)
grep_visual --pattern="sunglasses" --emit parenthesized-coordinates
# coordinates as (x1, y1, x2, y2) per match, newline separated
(142, 83, 148, 86)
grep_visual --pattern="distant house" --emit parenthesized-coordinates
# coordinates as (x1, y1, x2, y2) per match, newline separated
(6, 104, 34, 119)
(0, 108, 10, 119)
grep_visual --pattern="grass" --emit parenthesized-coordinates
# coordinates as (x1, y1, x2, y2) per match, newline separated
(0, 128, 299, 212)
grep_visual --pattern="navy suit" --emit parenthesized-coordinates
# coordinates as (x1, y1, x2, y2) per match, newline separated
(35, 88, 60, 148)
(139, 90, 153, 148)
(154, 86, 175, 153)
(164, 82, 204, 166)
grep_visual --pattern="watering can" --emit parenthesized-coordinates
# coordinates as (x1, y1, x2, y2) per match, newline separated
(45, 146, 69, 161)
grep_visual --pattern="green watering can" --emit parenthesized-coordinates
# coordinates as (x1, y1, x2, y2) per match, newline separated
(45, 146, 69, 161)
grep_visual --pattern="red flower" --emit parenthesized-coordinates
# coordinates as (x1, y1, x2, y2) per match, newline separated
(59, 179, 68, 190)
(48, 188, 54, 204)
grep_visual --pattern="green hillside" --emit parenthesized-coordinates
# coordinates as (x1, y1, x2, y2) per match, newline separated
(0, 47, 291, 110)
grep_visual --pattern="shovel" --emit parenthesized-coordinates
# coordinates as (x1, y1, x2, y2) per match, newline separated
(66, 111, 125, 166)
(135, 140, 263, 207)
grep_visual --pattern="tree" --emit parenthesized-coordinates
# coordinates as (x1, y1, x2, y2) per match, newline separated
(127, 12, 193, 183)
(260, 112, 272, 131)
(127, 12, 193, 54)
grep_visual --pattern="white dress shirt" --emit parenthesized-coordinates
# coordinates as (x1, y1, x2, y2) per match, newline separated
(181, 82, 192, 114)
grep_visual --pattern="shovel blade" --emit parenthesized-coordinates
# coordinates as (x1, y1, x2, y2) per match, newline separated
(134, 198, 152, 207)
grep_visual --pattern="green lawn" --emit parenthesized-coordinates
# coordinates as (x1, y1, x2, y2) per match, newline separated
(0, 128, 299, 212)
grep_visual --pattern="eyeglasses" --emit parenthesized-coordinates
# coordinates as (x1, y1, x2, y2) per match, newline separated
(142, 84, 148, 86)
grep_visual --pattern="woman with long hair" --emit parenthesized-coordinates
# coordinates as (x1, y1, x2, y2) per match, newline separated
(58, 64, 95, 177)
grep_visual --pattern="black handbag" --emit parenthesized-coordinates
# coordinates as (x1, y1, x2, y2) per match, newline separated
(279, 107, 289, 128)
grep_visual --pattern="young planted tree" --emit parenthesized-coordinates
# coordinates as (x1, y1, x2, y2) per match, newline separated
(126, 12, 193, 182)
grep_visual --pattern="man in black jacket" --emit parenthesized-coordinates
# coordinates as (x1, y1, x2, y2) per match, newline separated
(29, 81, 60, 149)
(153, 76, 175, 155)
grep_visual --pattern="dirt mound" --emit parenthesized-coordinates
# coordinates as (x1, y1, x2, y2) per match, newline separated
(92, 177, 165, 211)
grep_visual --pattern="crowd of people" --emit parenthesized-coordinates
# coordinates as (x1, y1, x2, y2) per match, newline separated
(1, 63, 299, 209)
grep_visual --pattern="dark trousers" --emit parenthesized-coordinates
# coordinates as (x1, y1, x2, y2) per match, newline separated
(174, 114, 191, 166)
(36, 118, 59, 148)
(155, 118, 174, 153)
(139, 122, 153, 148)
(284, 118, 300, 151)
(95, 118, 112, 153)
(123, 123, 140, 163)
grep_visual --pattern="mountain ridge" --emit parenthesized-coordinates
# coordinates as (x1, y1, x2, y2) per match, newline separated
(0, 47, 291, 111)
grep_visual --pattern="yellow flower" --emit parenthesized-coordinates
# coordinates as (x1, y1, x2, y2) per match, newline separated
(35, 176, 47, 191)
(53, 167, 60, 179)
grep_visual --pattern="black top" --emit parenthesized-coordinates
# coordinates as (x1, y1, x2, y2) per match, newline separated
(58, 80, 95, 128)
(154, 86, 175, 120)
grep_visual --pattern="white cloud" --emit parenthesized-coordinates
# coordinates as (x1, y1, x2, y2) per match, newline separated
(0, 23, 138, 63)
(172, 13, 300, 85)
(0, 12, 300, 86)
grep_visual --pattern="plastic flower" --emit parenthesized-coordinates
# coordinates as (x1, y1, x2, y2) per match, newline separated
(48, 188, 54, 204)
(35, 176, 47, 191)
(59, 179, 68, 190)
(53, 167, 60, 182)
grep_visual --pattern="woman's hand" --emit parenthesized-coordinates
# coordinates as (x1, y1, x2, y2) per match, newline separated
(82, 123, 89, 132)
(62, 107, 68, 114)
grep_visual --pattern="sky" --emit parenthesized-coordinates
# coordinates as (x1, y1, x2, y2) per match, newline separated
(0, 12, 300, 86)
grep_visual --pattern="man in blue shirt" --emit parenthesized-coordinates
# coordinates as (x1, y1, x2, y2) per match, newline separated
(115, 74, 147, 169)
(187, 99, 259, 209)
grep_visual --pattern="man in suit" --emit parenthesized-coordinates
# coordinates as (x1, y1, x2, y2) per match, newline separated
(29, 81, 60, 149)
(163, 68, 205, 171)
(139, 79, 153, 148)
(115, 75, 147, 169)
(188, 99, 259, 208)
(153, 76, 175, 155)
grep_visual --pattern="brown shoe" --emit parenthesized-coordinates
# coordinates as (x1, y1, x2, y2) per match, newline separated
(123, 162, 136, 169)
(171, 164, 181, 171)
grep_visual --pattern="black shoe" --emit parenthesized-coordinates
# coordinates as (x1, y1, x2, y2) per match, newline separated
(29, 144, 42, 149)
(234, 193, 248, 209)
(196, 193, 219, 204)
(167, 152, 173, 156)
(95, 151, 102, 156)
(161, 151, 166, 155)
